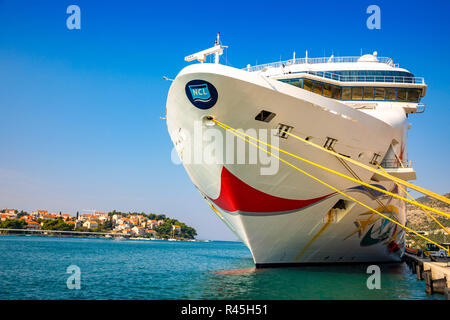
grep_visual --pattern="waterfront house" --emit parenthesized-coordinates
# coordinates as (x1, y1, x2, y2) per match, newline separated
(129, 218, 139, 226)
(26, 221, 41, 230)
(42, 214, 58, 220)
(172, 225, 181, 233)
(2, 209, 17, 219)
(122, 228, 132, 235)
(79, 214, 97, 222)
(145, 229, 157, 238)
(31, 210, 48, 217)
(132, 226, 145, 236)
(65, 221, 77, 228)
(61, 214, 72, 220)
(83, 220, 98, 229)
(146, 219, 157, 229)
(20, 215, 34, 223)
(94, 212, 108, 222)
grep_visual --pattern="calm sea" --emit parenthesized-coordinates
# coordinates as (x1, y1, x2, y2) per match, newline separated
(0, 235, 442, 300)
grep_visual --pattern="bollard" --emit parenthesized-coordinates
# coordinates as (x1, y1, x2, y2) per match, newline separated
(423, 270, 433, 294)
(416, 264, 423, 281)
(432, 277, 447, 294)
(445, 288, 450, 300)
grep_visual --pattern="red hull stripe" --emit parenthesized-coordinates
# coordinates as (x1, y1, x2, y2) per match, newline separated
(209, 167, 334, 213)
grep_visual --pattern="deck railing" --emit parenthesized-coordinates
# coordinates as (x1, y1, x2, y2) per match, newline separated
(244, 56, 398, 72)
(379, 159, 411, 169)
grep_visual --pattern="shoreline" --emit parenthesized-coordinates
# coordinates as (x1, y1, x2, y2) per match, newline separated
(0, 232, 213, 242)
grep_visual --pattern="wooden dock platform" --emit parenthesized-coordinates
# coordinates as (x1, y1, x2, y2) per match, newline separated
(404, 253, 450, 299)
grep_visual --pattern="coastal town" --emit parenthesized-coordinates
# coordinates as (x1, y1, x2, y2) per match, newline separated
(0, 208, 197, 240)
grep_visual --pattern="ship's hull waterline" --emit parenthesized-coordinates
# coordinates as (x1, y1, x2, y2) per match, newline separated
(166, 63, 407, 266)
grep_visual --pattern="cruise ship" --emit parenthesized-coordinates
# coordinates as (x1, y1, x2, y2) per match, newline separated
(165, 35, 427, 267)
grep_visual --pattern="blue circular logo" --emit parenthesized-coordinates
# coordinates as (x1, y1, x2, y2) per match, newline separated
(185, 80, 218, 110)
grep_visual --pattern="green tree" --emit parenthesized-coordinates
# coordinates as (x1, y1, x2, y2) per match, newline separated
(0, 219, 26, 229)
(41, 219, 74, 231)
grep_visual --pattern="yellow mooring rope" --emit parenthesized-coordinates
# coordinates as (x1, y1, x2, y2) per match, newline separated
(376, 164, 449, 235)
(282, 128, 450, 206)
(213, 119, 450, 219)
(212, 119, 449, 254)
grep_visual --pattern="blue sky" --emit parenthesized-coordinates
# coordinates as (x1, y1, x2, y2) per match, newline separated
(0, 0, 449, 240)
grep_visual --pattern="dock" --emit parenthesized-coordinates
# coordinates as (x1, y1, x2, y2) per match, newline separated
(404, 253, 450, 299)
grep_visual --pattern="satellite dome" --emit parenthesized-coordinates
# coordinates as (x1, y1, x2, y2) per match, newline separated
(358, 53, 379, 62)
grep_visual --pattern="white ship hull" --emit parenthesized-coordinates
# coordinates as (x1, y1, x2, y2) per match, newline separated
(166, 63, 408, 266)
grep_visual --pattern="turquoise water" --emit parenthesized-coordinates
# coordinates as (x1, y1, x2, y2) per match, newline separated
(0, 235, 442, 300)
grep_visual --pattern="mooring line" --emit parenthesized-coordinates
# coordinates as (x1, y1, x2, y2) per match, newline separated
(213, 120, 449, 254)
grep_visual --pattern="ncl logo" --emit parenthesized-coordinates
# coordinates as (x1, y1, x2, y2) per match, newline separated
(185, 80, 218, 110)
(189, 84, 211, 102)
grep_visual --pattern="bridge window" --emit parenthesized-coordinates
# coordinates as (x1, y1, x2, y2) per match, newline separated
(289, 79, 303, 88)
(281, 78, 421, 103)
(363, 87, 374, 100)
(374, 87, 385, 100)
(407, 88, 421, 102)
(331, 86, 341, 99)
(386, 88, 396, 100)
(303, 79, 313, 92)
(323, 84, 332, 97)
(312, 81, 323, 95)
(397, 88, 407, 101)
(352, 87, 363, 100)
(342, 87, 351, 100)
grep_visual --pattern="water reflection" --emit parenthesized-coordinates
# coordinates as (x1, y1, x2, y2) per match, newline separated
(199, 262, 441, 300)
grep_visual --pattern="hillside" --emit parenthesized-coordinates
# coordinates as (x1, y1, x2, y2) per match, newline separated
(406, 193, 449, 244)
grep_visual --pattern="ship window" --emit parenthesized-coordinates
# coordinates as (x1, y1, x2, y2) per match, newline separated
(312, 82, 323, 95)
(255, 110, 276, 123)
(386, 88, 396, 100)
(352, 87, 363, 100)
(331, 86, 341, 100)
(323, 84, 332, 97)
(374, 87, 385, 100)
(363, 87, 374, 100)
(276, 123, 294, 139)
(303, 79, 313, 92)
(407, 89, 421, 102)
(289, 78, 303, 88)
(397, 88, 407, 101)
(342, 87, 351, 100)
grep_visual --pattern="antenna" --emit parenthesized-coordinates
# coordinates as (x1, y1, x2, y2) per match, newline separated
(184, 33, 227, 64)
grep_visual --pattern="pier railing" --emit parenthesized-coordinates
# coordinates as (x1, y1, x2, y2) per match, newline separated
(0, 228, 126, 237)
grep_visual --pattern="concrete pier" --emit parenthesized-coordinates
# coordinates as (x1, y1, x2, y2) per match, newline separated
(404, 253, 450, 298)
